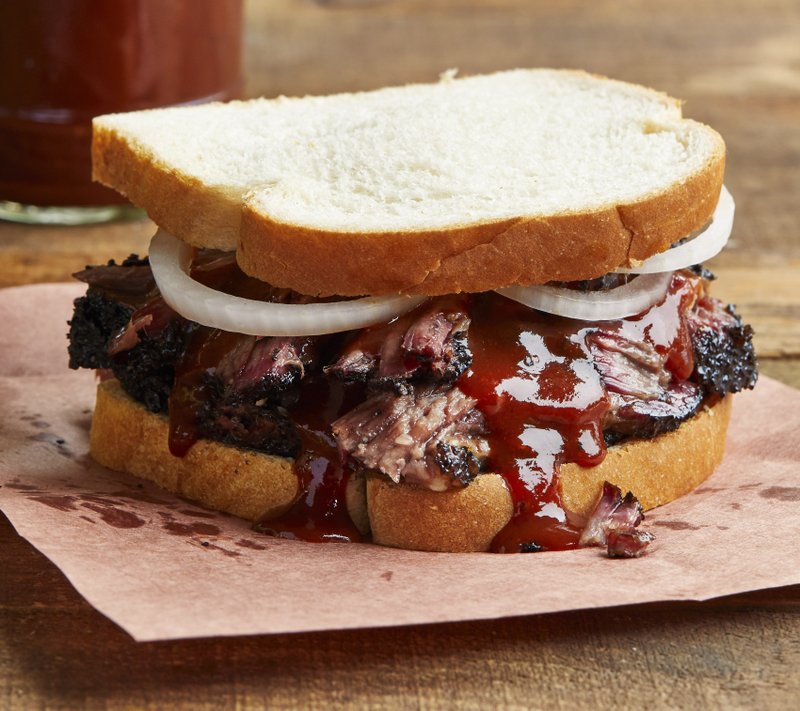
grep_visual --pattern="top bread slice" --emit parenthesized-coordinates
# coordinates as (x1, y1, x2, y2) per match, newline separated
(92, 69, 725, 296)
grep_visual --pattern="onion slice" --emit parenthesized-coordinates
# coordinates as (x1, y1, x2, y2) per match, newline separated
(148, 229, 427, 336)
(616, 186, 734, 274)
(496, 272, 672, 321)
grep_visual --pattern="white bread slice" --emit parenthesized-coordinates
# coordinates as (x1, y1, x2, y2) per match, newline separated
(90, 379, 731, 554)
(93, 69, 724, 296)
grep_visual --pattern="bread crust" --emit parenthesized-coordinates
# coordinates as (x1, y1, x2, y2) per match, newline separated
(559, 396, 732, 521)
(366, 474, 514, 553)
(238, 149, 724, 297)
(90, 379, 731, 553)
(92, 121, 242, 251)
(90, 379, 299, 522)
(367, 396, 732, 552)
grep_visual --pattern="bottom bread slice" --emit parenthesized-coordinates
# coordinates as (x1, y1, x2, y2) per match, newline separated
(89, 379, 731, 552)
(90, 379, 299, 523)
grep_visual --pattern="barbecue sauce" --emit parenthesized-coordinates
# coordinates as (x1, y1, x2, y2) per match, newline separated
(169, 329, 364, 542)
(0, 1, 242, 207)
(460, 296, 607, 552)
(168, 327, 241, 457)
(255, 378, 365, 543)
(459, 274, 700, 552)
(617, 271, 700, 381)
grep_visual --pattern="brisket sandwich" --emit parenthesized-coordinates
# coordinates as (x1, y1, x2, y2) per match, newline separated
(68, 70, 757, 554)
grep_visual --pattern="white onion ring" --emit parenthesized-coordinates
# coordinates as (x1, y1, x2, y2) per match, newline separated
(148, 229, 427, 336)
(496, 272, 672, 321)
(615, 186, 734, 274)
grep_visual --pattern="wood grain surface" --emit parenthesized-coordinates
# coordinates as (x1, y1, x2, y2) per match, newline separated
(1, 1, 799, 708)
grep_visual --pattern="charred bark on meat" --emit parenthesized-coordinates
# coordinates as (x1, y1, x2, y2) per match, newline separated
(110, 315, 188, 413)
(602, 383, 704, 446)
(182, 333, 325, 457)
(689, 302, 758, 397)
(194, 374, 301, 457)
(72, 255, 155, 296)
(587, 330, 704, 445)
(68, 257, 184, 413)
(68, 292, 133, 370)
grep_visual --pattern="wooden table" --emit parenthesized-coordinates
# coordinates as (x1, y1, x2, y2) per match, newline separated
(1, 1, 798, 708)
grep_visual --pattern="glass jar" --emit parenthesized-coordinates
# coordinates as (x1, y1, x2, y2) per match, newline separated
(0, 0, 243, 225)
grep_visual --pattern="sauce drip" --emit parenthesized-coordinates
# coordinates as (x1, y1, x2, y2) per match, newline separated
(164, 252, 364, 541)
(255, 378, 364, 543)
(617, 271, 700, 380)
(460, 295, 607, 552)
(168, 327, 239, 457)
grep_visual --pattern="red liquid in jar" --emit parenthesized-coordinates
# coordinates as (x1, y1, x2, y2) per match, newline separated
(0, 0, 242, 207)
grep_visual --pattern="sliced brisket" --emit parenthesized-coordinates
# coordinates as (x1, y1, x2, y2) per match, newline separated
(587, 329, 703, 445)
(169, 326, 328, 456)
(68, 292, 134, 371)
(68, 258, 186, 413)
(109, 298, 189, 413)
(587, 273, 756, 445)
(72, 257, 156, 298)
(214, 333, 320, 406)
(69, 257, 759, 472)
(327, 298, 472, 392)
(193, 377, 301, 457)
(586, 331, 669, 401)
(331, 385, 489, 490)
(602, 383, 704, 446)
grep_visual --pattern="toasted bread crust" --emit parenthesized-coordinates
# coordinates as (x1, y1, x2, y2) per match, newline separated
(239, 151, 724, 297)
(366, 474, 514, 553)
(367, 397, 731, 552)
(90, 380, 731, 553)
